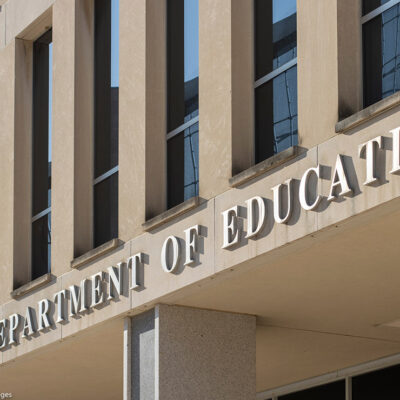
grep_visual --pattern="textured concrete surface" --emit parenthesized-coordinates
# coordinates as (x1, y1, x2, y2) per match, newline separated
(71, 239, 123, 269)
(298, 0, 339, 150)
(11, 273, 53, 298)
(2, 0, 400, 398)
(129, 305, 256, 400)
(229, 146, 300, 188)
(131, 310, 155, 400)
(142, 196, 200, 232)
(336, 91, 400, 133)
(0, 41, 15, 304)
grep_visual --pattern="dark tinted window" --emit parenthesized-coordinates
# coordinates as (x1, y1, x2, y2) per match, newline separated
(353, 364, 400, 399)
(94, 174, 118, 247)
(255, 65, 298, 160)
(32, 29, 52, 279)
(32, 214, 51, 280)
(363, 3, 400, 107)
(93, 0, 119, 247)
(363, 0, 391, 15)
(279, 380, 345, 400)
(255, 0, 298, 164)
(255, 0, 297, 80)
(167, 0, 199, 209)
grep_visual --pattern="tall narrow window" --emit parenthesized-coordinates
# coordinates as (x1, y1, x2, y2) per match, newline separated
(94, 0, 119, 247)
(254, 0, 297, 164)
(167, 0, 199, 209)
(362, 0, 400, 107)
(32, 29, 52, 280)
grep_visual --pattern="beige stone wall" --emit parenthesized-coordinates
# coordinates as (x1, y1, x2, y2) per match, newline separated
(297, 0, 339, 150)
(0, 0, 360, 293)
(2, 0, 400, 396)
(0, 41, 15, 304)
(51, 0, 75, 276)
(119, 0, 167, 242)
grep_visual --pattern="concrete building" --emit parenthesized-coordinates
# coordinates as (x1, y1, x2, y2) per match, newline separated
(1, 0, 400, 398)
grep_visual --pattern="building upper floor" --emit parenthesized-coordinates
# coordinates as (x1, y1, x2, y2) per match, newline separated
(0, 0, 400, 314)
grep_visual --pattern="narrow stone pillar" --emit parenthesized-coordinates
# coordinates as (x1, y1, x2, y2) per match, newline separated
(119, 0, 167, 242)
(52, 0, 76, 275)
(124, 305, 256, 400)
(199, 0, 254, 198)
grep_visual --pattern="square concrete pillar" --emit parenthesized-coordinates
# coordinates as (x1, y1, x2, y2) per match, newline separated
(124, 305, 256, 400)
(298, 0, 354, 148)
(337, 0, 362, 119)
(199, 0, 254, 199)
(52, 0, 76, 275)
(53, 0, 94, 264)
(0, 41, 16, 302)
(119, 0, 167, 242)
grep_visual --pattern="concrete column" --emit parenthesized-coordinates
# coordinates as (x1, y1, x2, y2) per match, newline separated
(13, 38, 32, 288)
(199, 0, 254, 198)
(0, 41, 15, 302)
(119, 0, 167, 242)
(124, 305, 256, 400)
(52, 0, 76, 275)
(297, 0, 340, 149)
(73, 0, 94, 257)
(337, 0, 362, 119)
(53, 0, 94, 264)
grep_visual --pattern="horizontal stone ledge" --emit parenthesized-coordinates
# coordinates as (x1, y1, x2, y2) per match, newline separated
(143, 196, 200, 232)
(336, 91, 400, 133)
(11, 273, 53, 299)
(229, 146, 301, 188)
(71, 238, 124, 269)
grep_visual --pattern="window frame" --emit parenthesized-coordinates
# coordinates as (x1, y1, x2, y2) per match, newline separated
(93, 0, 119, 248)
(361, 0, 400, 107)
(361, 0, 400, 24)
(31, 28, 53, 279)
(253, 0, 298, 163)
(166, 0, 199, 209)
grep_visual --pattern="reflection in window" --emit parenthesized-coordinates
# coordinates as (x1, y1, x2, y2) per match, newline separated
(32, 29, 52, 280)
(93, 0, 119, 247)
(254, 0, 298, 164)
(167, 0, 199, 209)
(363, 1, 400, 107)
(363, 0, 392, 16)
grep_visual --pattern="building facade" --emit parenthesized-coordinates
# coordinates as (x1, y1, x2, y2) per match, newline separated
(1, 0, 400, 398)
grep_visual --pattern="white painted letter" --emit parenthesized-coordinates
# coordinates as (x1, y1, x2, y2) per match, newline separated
(222, 206, 240, 248)
(359, 136, 383, 185)
(245, 196, 266, 238)
(53, 290, 67, 324)
(161, 236, 181, 273)
(69, 279, 88, 317)
(0, 319, 7, 349)
(107, 263, 123, 300)
(38, 299, 52, 331)
(299, 165, 322, 211)
(271, 179, 293, 224)
(184, 225, 200, 266)
(328, 155, 353, 201)
(390, 127, 400, 174)
(22, 307, 35, 338)
(128, 253, 144, 290)
(91, 272, 105, 308)
(8, 314, 20, 345)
